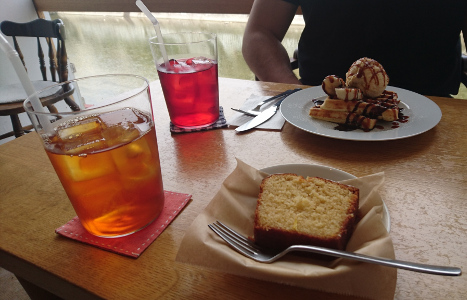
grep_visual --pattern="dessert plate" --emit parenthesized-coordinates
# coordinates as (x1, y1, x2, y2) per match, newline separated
(280, 86, 442, 141)
(260, 164, 390, 232)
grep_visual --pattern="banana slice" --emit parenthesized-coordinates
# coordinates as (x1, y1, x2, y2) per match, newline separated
(322, 75, 345, 97)
(335, 88, 363, 101)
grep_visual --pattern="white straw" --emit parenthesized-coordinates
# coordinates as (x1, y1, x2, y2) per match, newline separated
(0, 32, 52, 132)
(135, 0, 169, 66)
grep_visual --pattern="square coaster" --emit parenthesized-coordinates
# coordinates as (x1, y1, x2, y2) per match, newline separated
(55, 191, 192, 258)
(170, 106, 227, 133)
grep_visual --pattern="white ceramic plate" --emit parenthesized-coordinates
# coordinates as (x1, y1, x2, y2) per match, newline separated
(280, 86, 442, 141)
(260, 164, 390, 232)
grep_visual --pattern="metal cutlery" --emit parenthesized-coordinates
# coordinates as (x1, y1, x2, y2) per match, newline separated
(234, 89, 302, 132)
(235, 97, 287, 132)
(208, 221, 462, 276)
(231, 88, 301, 117)
(231, 108, 259, 117)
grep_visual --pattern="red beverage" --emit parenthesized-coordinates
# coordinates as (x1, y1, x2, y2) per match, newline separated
(158, 58, 219, 128)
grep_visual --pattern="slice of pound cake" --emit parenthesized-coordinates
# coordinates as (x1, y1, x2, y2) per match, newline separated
(254, 174, 359, 251)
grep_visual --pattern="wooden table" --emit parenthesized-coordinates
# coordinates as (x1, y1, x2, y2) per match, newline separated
(1, 78, 466, 299)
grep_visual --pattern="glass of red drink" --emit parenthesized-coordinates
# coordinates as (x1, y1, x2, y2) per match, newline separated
(24, 74, 165, 238)
(149, 32, 219, 128)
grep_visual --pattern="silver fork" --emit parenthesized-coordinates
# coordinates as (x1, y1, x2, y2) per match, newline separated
(230, 108, 259, 116)
(231, 88, 301, 116)
(208, 221, 462, 276)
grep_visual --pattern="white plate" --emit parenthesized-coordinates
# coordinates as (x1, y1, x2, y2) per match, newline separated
(260, 164, 390, 232)
(280, 86, 442, 141)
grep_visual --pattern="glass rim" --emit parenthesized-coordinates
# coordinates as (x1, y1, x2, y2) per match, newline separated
(149, 32, 217, 46)
(23, 74, 150, 116)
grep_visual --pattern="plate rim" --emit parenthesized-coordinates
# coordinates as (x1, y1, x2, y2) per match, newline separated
(260, 163, 391, 232)
(280, 85, 442, 141)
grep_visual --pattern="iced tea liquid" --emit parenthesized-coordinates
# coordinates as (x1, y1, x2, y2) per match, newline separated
(46, 107, 164, 237)
(158, 58, 219, 128)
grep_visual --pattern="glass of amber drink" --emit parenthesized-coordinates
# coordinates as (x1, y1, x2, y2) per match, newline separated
(24, 74, 164, 238)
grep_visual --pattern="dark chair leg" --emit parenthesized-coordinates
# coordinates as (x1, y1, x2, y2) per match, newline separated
(46, 105, 59, 114)
(10, 114, 25, 138)
(64, 96, 81, 111)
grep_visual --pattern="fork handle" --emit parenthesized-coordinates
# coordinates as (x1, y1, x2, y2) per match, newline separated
(258, 89, 301, 106)
(288, 245, 461, 276)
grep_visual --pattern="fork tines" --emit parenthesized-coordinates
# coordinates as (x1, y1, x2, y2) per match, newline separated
(258, 88, 302, 106)
(231, 88, 302, 117)
(265, 88, 301, 101)
(208, 221, 261, 257)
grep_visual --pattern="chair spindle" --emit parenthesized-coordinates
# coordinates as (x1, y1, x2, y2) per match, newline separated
(47, 37, 57, 82)
(37, 37, 47, 81)
(12, 36, 26, 72)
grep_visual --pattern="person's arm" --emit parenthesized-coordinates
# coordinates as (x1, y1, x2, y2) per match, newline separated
(242, 0, 302, 84)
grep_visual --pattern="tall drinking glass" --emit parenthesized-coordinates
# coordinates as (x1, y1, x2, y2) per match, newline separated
(149, 32, 219, 128)
(24, 74, 164, 238)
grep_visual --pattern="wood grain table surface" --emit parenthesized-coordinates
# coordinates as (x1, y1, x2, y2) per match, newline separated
(1, 77, 466, 299)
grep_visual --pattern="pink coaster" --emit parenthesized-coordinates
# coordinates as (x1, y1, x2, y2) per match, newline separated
(55, 191, 192, 258)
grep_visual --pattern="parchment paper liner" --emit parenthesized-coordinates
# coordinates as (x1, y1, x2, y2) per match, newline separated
(176, 159, 397, 299)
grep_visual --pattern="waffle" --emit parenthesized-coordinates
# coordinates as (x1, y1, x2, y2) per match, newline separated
(311, 79, 400, 130)
(318, 95, 399, 122)
(309, 58, 404, 131)
(309, 107, 378, 131)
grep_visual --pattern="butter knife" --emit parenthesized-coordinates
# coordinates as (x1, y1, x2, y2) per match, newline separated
(235, 97, 286, 132)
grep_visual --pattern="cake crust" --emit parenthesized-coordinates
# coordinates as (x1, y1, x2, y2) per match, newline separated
(254, 174, 359, 251)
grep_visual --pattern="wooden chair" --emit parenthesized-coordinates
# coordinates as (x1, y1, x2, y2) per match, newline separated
(0, 18, 80, 140)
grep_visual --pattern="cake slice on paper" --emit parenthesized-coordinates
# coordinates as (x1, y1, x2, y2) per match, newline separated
(254, 174, 359, 251)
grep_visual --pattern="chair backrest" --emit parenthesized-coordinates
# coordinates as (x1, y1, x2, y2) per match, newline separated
(0, 18, 69, 83)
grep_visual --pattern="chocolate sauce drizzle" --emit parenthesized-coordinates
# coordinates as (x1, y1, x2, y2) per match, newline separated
(349, 58, 389, 94)
(312, 90, 409, 132)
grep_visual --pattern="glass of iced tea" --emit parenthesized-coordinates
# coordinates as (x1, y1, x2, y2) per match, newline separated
(24, 74, 164, 238)
(149, 32, 219, 128)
